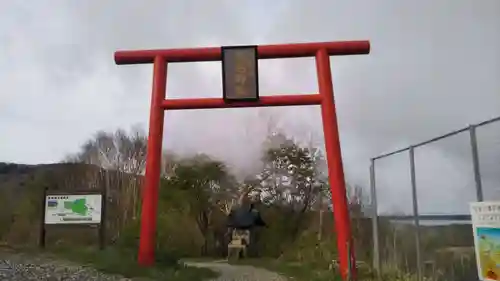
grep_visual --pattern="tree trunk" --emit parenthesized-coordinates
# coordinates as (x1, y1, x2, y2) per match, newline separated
(318, 209, 324, 241)
(318, 191, 324, 241)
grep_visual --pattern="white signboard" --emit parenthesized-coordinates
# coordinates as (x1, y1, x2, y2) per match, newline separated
(44, 194, 102, 225)
(470, 201, 500, 281)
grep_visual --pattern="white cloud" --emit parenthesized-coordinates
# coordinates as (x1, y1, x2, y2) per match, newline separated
(1, 0, 500, 214)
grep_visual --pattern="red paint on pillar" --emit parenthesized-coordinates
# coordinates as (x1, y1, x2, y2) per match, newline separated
(138, 56, 167, 266)
(316, 49, 356, 279)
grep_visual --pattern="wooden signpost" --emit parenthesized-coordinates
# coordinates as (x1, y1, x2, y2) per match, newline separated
(39, 187, 107, 250)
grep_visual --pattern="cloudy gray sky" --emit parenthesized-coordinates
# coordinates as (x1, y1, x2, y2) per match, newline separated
(1, 0, 499, 215)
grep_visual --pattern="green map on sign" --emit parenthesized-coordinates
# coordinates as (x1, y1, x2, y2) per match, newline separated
(63, 198, 88, 215)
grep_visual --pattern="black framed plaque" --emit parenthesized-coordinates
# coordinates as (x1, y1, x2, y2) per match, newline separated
(221, 45, 259, 102)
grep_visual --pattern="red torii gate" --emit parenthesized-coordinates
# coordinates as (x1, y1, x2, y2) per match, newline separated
(114, 40, 370, 279)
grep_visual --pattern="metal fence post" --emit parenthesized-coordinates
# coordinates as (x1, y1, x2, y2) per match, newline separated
(370, 159, 381, 277)
(469, 125, 484, 202)
(409, 146, 423, 281)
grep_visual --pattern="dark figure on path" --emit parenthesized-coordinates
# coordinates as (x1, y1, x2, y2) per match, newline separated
(227, 203, 267, 229)
(226, 202, 267, 259)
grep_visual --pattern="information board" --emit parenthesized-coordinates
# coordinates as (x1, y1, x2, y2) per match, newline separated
(221, 45, 259, 102)
(470, 201, 500, 281)
(44, 194, 103, 224)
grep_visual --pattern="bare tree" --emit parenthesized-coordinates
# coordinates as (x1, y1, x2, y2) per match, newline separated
(214, 178, 259, 215)
(64, 125, 148, 237)
(160, 150, 180, 179)
(72, 126, 147, 174)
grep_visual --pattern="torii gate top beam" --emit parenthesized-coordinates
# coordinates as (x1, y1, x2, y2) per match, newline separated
(114, 40, 370, 64)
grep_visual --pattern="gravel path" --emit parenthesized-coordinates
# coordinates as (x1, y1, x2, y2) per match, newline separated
(0, 247, 288, 281)
(184, 260, 288, 281)
(0, 249, 130, 281)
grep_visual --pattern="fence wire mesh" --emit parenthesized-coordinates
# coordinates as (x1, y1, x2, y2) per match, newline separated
(369, 116, 500, 281)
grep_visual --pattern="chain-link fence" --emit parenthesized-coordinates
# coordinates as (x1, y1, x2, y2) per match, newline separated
(369, 115, 500, 281)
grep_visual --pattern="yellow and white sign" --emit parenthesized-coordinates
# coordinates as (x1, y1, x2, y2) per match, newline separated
(471, 201, 500, 281)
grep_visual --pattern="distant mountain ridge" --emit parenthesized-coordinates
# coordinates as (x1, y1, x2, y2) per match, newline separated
(0, 162, 109, 192)
(0, 162, 38, 175)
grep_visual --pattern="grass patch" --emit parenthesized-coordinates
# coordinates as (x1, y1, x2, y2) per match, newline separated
(53, 246, 218, 281)
(180, 257, 226, 263)
(2, 244, 218, 281)
(230, 258, 344, 281)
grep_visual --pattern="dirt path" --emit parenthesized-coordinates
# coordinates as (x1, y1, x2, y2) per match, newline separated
(184, 260, 288, 281)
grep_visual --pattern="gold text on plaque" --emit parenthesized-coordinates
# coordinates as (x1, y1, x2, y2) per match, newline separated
(233, 52, 254, 97)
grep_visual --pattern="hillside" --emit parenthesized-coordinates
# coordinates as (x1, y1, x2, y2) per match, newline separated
(0, 162, 143, 246)
(0, 162, 103, 190)
(0, 159, 480, 281)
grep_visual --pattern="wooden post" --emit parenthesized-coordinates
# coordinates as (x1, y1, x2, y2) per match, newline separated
(99, 184, 107, 250)
(39, 187, 47, 249)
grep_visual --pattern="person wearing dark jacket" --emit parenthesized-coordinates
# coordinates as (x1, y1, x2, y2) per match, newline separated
(226, 202, 267, 258)
(226, 203, 266, 229)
